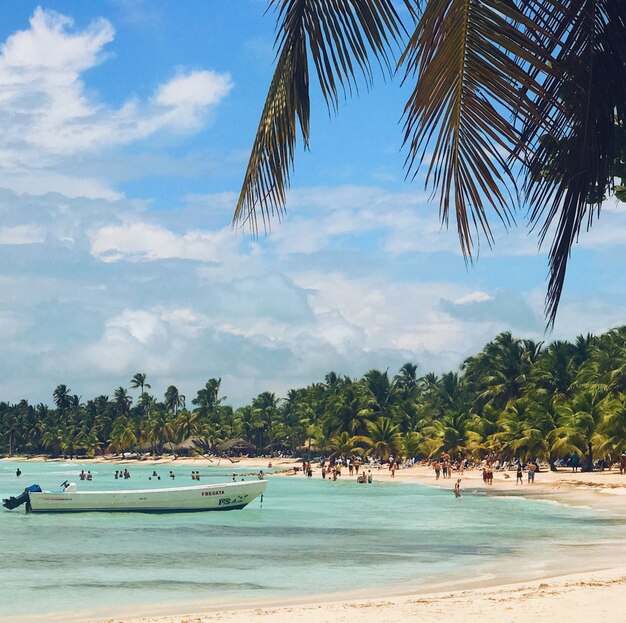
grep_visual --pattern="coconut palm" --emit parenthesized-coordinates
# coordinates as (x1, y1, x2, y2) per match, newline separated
(422, 406, 479, 459)
(109, 416, 138, 456)
(164, 385, 186, 415)
(144, 409, 175, 454)
(491, 399, 549, 463)
(527, 340, 577, 404)
(329, 431, 365, 459)
(174, 409, 201, 443)
(130, 373, 151, 394)
(252, 391, 280, 455)
(113, 387, 132, 416)
(356, 417, 403, 461)
(53, 384, 72, 416)
(192, 378, 225, 422)
(394, 362, 420, 401)
(327, 382, 373, 435)
(237, 1, 626, 322)
(551, 390, 611, 471)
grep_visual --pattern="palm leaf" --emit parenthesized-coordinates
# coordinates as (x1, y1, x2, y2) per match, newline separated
(234, 0, 408, 233)
(400, 0, 553, 257)
(520, 1, 626, 324)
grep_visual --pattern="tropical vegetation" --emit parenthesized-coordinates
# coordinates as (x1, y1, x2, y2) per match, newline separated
(1, 327, 625, 471)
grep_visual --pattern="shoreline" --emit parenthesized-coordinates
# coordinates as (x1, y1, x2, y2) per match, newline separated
(3, 456, 625, 623)
(4, 454, 625, 513)
(8, 566, 626, 623)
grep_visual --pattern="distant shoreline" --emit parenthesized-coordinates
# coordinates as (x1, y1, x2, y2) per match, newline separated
(3, 454, 626, 512)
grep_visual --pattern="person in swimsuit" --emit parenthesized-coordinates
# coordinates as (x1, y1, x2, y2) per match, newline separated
(454, 479, 461, 498)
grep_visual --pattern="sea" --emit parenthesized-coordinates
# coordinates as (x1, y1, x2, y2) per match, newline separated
(0, 460, 623, 622)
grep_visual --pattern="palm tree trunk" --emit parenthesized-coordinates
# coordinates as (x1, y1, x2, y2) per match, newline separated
(584, 442, 594, 472)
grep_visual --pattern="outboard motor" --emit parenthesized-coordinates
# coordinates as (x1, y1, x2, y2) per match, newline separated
(2, 484, 41, 511)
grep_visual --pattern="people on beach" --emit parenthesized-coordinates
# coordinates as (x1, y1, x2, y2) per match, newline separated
(516, 464, 523, 485)
(86, 470, 92, 481)
(79, 470, 86, 480)
(433, 460, 441, 480)
(527, 461, 537, 483)
(15, 468, 21, 477)
(620, 452, 626, 475)
(454, 479, 461, 498)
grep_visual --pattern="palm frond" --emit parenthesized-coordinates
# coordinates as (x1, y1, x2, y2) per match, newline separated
(400, 0, 552, 256)
(521, 1, 626, 324)
(234, 0, 408, 233)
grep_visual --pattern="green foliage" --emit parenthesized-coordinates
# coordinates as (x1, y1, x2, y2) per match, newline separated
(0, 328, 625, 467)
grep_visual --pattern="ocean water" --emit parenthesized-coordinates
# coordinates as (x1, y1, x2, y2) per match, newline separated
(0, 460, 623, 621)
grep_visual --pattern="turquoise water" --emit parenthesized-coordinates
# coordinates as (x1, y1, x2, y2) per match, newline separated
(0, 461, 623, 621)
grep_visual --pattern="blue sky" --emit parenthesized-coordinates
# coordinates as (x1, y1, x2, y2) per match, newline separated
(0, 2, 624, 406)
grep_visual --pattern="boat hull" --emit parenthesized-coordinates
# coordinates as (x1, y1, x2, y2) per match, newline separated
(27, 480, 267, 513)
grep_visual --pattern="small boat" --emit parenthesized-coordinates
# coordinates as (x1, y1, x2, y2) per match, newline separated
(2, 479, 267, 513)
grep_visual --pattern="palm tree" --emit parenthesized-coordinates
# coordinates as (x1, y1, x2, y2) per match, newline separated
(491, 399, 549, 463)
(130, 373, 150, 394)
(192, 378, 225, 422)
(328, 382, 372, 436)
(164, 385, 186, 415)
(237, 1, 626, 322)
(144, 409, 175, 454)
(113, 387, 132, 416)
(394, 362, 420, 401)
(174, 409, 200, 443)
(552, 390, 611, 471)
(53, 384, 72, 416)
(329, 431, 365, 460)
(252, 391, 279, 455)
(356, 417, 403, 461)
(109, 416, 138, 456)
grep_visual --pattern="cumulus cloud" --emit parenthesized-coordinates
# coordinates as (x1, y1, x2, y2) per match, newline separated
(0, 180, 621, 406)
(0, 7, 232, 198)
(89, 222, 238, 263)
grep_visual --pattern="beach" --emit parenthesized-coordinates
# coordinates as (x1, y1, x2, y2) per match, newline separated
(3, 455, 626, 623)
(100, 568, 626, 623)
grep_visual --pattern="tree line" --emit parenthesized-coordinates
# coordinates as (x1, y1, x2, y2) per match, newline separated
(1, 327, 625, 471)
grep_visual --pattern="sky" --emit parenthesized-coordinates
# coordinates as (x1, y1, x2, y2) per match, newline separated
(0, 1, 624, 407)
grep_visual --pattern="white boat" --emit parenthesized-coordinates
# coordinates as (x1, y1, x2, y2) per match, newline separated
(2, 479, 267, 513)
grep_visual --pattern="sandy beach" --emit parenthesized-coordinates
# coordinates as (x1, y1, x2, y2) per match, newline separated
(97, 567, 626, 623)
(5, 455, 626, 623)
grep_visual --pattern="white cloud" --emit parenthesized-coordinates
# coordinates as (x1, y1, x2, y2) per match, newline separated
(454, 291, 492, 305)
(155, 70, 232, 109)
(0, 8, 233, 199)
(89, 222, 239, 263)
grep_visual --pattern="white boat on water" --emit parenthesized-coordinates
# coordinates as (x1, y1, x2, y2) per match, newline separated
(2, 479, 267, 513)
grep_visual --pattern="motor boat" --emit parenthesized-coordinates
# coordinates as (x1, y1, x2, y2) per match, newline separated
(2, 479, 267, 513)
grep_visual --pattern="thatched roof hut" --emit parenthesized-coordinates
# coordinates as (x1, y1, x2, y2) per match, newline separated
(215, 438, 256, 454)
